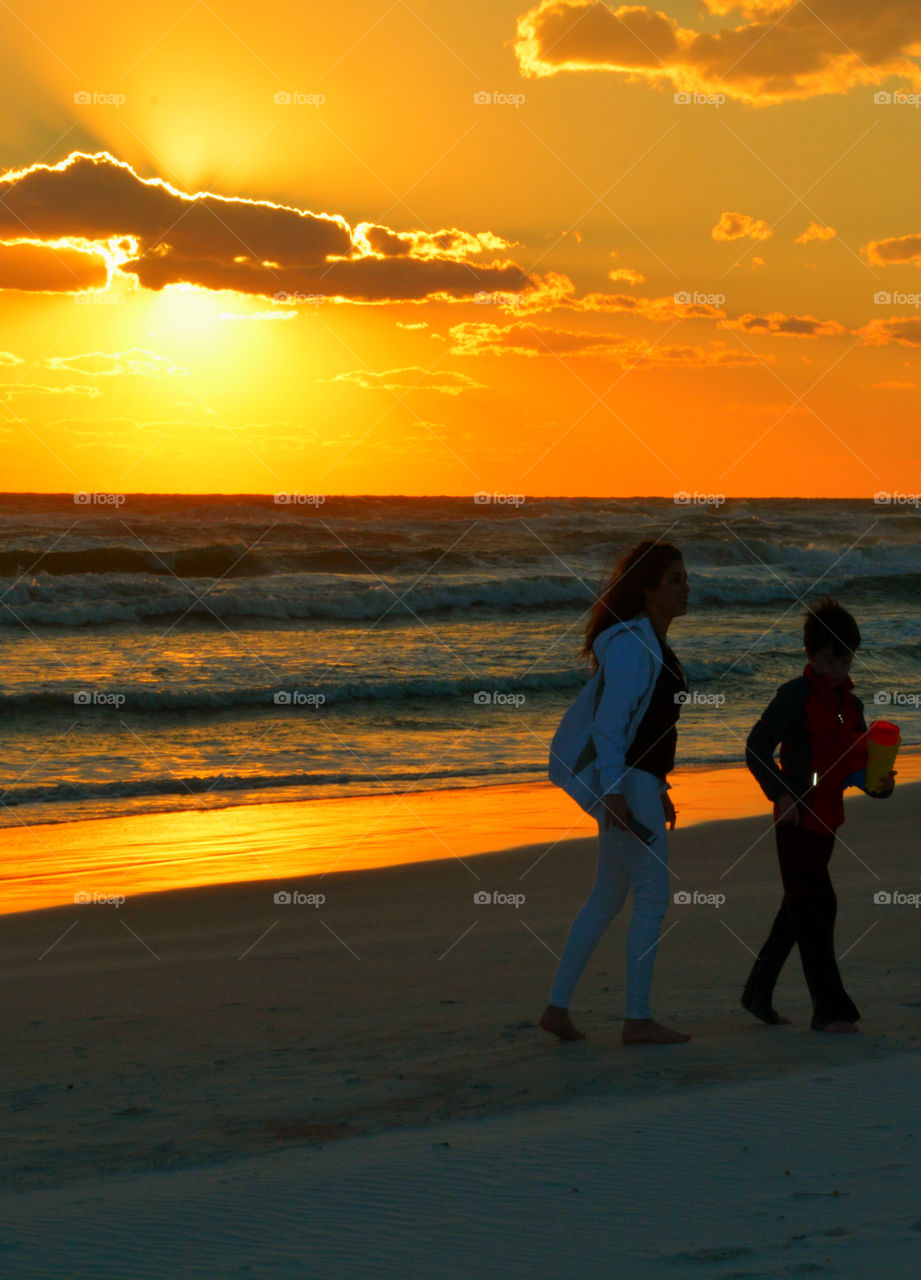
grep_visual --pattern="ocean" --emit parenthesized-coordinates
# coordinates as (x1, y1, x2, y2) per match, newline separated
(1, 494, 917, 829)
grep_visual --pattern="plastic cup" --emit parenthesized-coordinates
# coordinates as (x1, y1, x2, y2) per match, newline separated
(865, 720, 900, 793)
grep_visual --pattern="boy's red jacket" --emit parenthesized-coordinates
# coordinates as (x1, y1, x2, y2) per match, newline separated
(746, 663, 876, 834)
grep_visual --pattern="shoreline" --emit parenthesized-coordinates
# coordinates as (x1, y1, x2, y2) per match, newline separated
(3, 756, 921, 916)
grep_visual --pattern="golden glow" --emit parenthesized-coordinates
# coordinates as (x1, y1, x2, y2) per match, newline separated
(0, 4, 920, 495)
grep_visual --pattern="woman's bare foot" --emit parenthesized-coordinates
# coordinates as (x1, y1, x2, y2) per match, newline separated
(540, 1003, 586, 1041)
(815, 1020, 859, 1033)
(622, 1017, 691, 1044)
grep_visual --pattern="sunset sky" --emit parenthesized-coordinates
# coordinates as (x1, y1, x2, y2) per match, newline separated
(2, 0, 921, 496)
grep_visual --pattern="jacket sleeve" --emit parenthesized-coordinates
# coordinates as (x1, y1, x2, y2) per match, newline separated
(591, 629, 655, 798)
(745, 686, 799, 804)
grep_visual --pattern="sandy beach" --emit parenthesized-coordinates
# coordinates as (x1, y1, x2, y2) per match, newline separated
(2, 776, 920, 1276)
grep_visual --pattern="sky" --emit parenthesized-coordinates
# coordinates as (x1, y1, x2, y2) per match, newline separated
(2, 0, 921, 496)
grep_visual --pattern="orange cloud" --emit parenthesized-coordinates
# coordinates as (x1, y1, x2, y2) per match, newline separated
(328, 367, 485, 395)
(858, 317, 921, 347)
(0, 152, 537, 305)
(493, 270, 725, 320)
(608, 267, 646, 284)
(721, 312, 847, 338)
(862, 233, 921, 267)
(795, 221, 837, 244)
(448, 320, 766, 366)
(0, 239, 109, 292)
(514, 0, 921, 105)
(567, 292, 726, 320)
(712, 212, 774, 242)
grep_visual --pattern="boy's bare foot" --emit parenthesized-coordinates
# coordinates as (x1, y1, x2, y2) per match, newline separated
(622, 1018, 691, 1044)
(540, 1004, 586, 1041)
(741, 995, 791, 1026)
(815, 1020, 859, 1033)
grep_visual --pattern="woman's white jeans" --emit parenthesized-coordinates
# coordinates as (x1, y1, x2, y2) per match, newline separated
(549, 767, 671, 1020)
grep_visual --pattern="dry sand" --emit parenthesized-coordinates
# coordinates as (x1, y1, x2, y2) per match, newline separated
(2, 778, 920, 1275)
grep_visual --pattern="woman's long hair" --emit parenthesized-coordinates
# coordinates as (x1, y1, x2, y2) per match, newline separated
(581, 540, 683, 672)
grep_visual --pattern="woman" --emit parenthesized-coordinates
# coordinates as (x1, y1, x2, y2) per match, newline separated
(542, 540, 691, 1045)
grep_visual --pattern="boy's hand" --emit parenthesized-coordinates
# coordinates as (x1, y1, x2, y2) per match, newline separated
(868, 769, 896, 796)
(661, 792, 677, 830)
(776, 793, 800, 825)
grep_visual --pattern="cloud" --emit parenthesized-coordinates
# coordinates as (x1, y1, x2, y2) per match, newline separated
(862, 233, 921, 267)
(490, 270, 725, 320)
(396, 321, 430, 330)
(0, 239, 109, 292)
(567, 292, 726, 320)
(0, 351, 24, 366)
(327, 366, 486, 395)
(0, 152, 537, 305)
(514, 0, 921, 106)
(712, 212, 774, 243)
(721, 312, 847, 338)
(0, 383, 102, 399)
(43, 349, 189, 377)
(858, 317, 921, 346)
(796, 221, 837, 245)
(448, 320, 767, 366)
(608, 266, 646, 284)
(607, 250, 645, 285)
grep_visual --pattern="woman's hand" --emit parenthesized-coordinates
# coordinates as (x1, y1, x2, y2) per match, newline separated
(661, 792, 677, 830)
(776, 793, 799, 825)
(602, 793, 632, 832)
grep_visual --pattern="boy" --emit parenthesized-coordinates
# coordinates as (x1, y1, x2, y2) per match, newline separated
(742, 597, 895, 1033)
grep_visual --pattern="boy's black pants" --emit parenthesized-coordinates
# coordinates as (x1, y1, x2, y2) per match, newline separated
(743, 822, 860, 1029)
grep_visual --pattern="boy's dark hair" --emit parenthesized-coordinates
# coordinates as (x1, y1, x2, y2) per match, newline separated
(803, 596, 861, 658)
